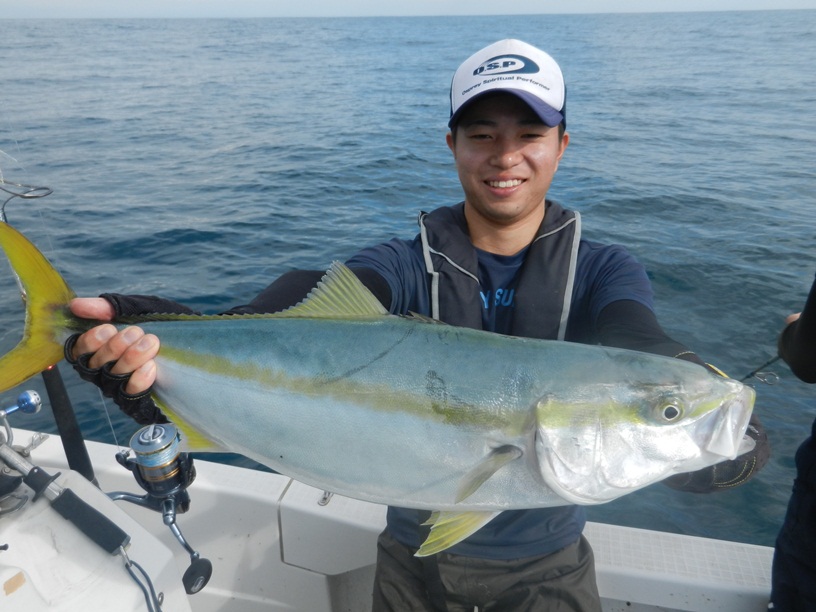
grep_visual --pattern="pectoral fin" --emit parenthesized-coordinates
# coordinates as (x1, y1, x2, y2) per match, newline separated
(416, 511, 501, 557)
(455, 444, 523, 503)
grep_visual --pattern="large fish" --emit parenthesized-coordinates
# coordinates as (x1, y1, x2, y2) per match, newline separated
(0, 222, 755, 555)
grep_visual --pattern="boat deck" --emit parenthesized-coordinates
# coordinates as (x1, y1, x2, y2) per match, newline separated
(3, 428, 773, 611)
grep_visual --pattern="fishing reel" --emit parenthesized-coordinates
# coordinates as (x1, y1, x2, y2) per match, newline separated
(108, 423, 212, 595)
(0, 391, 42, 504)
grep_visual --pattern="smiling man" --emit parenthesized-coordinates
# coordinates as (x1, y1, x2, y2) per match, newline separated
(67, 39, 768, 611)
(449, 93, 568, 255)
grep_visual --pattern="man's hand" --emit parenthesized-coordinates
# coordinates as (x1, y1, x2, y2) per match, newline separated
(69, 298, 160, 395)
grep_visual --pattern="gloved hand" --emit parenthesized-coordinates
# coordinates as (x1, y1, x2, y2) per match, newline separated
(663, 411, 769, 493)
(64, 332, 168, 425)
(65, 292, 194, 425)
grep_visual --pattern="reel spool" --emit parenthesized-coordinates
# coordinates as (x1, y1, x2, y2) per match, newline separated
(128, 424, 190, 498)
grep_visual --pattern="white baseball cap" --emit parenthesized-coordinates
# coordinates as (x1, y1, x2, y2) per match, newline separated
(448, 39, 566, 129)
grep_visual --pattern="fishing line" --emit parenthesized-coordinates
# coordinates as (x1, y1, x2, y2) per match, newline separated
(98, 391, 123, 450)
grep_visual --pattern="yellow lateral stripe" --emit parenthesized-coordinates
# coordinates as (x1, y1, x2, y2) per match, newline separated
(156, 344, 530, 433)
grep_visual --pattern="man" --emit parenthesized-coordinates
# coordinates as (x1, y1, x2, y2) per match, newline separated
(770, 273, 816, 611)
(67, 39, 768, 611)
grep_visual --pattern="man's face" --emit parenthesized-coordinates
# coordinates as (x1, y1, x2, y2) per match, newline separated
(447, 93, 569, 229)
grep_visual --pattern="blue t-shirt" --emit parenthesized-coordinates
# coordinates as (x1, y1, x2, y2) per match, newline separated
(345, 234, 655, 560)
(476, 246, 526, 333)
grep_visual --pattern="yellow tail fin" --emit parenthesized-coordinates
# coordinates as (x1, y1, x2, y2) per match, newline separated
(0, 223, 77, 393)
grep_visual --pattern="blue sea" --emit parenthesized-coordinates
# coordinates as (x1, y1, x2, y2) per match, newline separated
(1, 11, 814, 548)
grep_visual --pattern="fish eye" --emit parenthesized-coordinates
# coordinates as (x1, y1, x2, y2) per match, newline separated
(660, 403, 683, 422)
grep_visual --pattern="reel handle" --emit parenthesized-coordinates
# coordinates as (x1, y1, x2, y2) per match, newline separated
(0, 390, 42, 418)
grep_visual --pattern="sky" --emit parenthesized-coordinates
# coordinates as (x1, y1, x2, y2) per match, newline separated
(2, 0, 816, 19)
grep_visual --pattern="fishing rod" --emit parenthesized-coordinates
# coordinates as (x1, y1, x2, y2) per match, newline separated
(0, 181, 53, 297)
(740, 355, 781, 384)
(0, 180, 53, 223)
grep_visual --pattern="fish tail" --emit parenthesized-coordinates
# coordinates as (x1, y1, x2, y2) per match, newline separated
(0, 223, 79, 393)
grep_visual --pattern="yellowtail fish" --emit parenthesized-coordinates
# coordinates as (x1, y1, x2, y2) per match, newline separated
(0, 223, 755, 555)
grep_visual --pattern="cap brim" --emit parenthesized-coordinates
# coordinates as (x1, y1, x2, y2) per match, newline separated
(448, 89, 564, 130)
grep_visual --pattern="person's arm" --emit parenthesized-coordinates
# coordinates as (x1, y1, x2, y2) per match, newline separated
(778, 276, 816, 383)
(596, 299, 769, 493)
(596, 299, 707, 366)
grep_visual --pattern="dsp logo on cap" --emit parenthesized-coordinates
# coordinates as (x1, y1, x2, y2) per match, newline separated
(472, 54, 540, 76)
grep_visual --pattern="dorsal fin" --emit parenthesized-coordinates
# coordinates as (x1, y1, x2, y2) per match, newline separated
(277, 261, 389, 318)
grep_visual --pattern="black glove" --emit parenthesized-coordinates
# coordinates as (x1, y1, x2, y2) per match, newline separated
(99, 293, 199, 317)
(663, 411, 769, 493)
(62, 292, 191, 425)
(64, 333, 168, 425)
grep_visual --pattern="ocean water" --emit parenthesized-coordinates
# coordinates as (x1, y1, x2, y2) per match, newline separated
(0, 11, 814, 548)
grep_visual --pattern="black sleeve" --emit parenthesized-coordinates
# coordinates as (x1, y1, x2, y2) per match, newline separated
(99, 293, 200, 317)
(778, 276, 816, 383)
(596, 300, 706, 367)
(101, 267, 392, 318)
(222, 270, 325, 315)
(222, 267, 392, 315)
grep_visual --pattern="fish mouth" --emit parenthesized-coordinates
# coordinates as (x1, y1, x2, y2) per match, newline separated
(703, 383, 755, 458)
